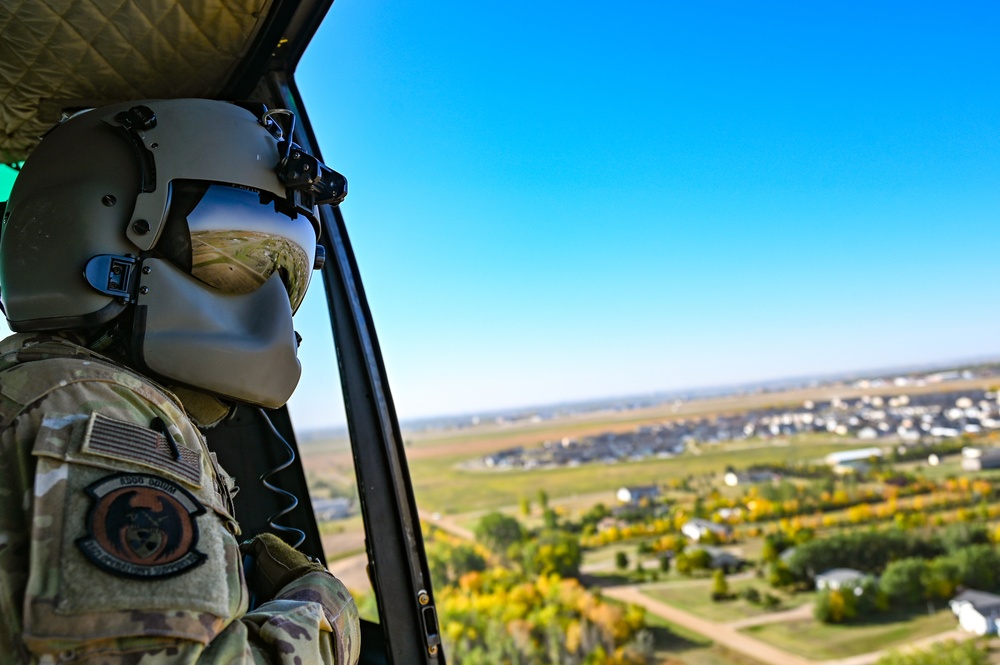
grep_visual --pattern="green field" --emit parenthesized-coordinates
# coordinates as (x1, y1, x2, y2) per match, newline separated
(740, 609, 957, 660)
(408, 436, 852, 514)
(644, 614, 768, 665)
(644, 578, 814, 623)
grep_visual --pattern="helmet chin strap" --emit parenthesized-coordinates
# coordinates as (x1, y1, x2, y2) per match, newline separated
(132, 259, 301, 409)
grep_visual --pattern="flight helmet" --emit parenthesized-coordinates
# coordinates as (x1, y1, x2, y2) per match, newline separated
(0, 98, 346, 408)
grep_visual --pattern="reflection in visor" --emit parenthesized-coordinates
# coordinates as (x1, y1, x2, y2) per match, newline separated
(191, 231, 310, 310)
(179, 184, 316, 311)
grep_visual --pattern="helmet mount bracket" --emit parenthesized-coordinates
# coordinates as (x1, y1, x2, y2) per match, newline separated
(84, 254, 140, 302)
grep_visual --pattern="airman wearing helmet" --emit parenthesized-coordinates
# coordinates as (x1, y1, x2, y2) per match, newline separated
(0, 99, 359, 663)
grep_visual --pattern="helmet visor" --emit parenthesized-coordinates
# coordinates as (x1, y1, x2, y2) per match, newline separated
(172, 182, 317, 312)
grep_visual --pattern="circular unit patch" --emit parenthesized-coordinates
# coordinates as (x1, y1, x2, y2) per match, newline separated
(76, 473, 207, 579)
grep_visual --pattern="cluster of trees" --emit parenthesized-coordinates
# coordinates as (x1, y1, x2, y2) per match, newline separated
(736, 490, 999, 542)
(774, 523, 992, 588)
(880, 545, 1000, 605)
(885, 438, 969, 464)
(436, 565, 652, 663)
(736, 585, 781, 610)
(427, 517, 654, 664)
(474, 512, 583, 578)
(782, 530, 944, 582)
(581, 469, 988, 552)
(813, 578, 886, 624)
(674, 548, 712, 576)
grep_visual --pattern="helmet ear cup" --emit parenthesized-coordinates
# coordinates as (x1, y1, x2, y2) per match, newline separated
(1, 113, 140, 330)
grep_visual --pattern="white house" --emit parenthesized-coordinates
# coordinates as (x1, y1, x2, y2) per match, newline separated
(616, 485, 660, 504)
(815, 568, 868, 591)
(950, 590, 1000, 635)
(824, 448, 883, 467)
(681, 518, 732, 542)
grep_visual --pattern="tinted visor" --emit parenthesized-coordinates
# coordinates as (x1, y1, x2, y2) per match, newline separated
(165, 182, 317, 311)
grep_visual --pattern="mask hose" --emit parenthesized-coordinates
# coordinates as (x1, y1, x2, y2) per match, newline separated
(256, 408, 306, 548)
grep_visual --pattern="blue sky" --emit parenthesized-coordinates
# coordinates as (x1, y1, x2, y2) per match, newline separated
(285, 0, 1000, 428)
(3, 2, 999, 430)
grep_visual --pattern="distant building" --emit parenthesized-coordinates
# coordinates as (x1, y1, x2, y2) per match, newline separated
(815, 568, 868, 591)
(962, 447, 1000, 472)
(312, 497, 353, 521)
(700, 546, 747, 573)
(616, 485, 660, 503)
(824, 448, 883, 468)
(951, 590, 1000, 635)
(681, 518, 732, 542)
(723, 470, 781, 487)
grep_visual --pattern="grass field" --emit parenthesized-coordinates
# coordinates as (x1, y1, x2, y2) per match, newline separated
(740, 609, 957, 660)
(407, 436, 853, 514)
(644, 578, 814, 624)
(644, 614, 768, 665)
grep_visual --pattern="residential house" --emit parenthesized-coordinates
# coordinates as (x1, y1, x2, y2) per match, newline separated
(961, 447, 1000, 472)
(950, 589, 1000, 635)
(616, 485, 660, 504)
(701, 546, 747, 573)
(681, 518, 732, 542)
(815, 568, 868, 591)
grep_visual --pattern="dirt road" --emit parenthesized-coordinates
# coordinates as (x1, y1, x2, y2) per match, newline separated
(604, 584, 970, 665)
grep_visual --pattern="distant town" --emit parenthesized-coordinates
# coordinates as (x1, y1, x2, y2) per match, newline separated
(471, 366, 1000, 471)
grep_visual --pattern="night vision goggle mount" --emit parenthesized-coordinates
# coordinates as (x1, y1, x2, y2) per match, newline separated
(111, 102, 347, 215)
(249, 104, 348, 209)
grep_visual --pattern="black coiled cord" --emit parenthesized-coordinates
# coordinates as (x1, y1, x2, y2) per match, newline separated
(256, 408, 306, 548)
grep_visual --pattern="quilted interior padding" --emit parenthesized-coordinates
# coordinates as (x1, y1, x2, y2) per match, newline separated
(0, 0, 272, 163)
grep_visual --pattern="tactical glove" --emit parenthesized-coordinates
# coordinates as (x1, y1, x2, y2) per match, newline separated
(240, 532, 328, 604)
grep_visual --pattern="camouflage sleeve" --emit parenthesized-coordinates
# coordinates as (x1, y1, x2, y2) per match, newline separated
(237, 572, 361, 664)
(0, 360, 360, 665)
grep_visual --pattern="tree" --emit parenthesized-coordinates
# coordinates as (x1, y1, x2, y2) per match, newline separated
(674, 553, 692, 576)
(761, 592, 781, 610)
(711, 569, 730, 601)
(939, 523, 990, 553)
(687, 548, 712, 571)
(537, 489, 549, 511)
(880, 558, 927, 606)
(768, 561, 796, 589)
(948, 544, 1000, 591)
(615, 551, 629, 571)
(542, 507, 558, 530)
(519, 531, 582, 577)
(518, 496, 531, 516)
(474, 512, 525, 557)
(814, 588, 857, 624)
(427, 541, 486, 588)
(922, 557, 961, 600)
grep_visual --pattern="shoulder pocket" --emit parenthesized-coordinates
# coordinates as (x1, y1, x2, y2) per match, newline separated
(23, 415, 246, 651)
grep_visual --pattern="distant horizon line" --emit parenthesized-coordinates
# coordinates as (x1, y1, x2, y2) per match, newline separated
(298, 351, 1000, 436)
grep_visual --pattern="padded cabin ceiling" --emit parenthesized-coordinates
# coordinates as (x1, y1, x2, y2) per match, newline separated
(0, 0, 276, 164)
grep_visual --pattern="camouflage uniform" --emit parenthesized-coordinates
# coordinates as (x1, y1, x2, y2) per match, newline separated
(0, 333, 360, 664)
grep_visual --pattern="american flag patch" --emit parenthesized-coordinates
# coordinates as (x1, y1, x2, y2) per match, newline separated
(82, 413, 202, 487)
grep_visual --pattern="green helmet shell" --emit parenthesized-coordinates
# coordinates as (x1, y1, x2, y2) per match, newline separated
(0, 99, 323, 408)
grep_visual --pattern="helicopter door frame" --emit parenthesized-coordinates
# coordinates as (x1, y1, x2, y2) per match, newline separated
(257, 71, 444, 665)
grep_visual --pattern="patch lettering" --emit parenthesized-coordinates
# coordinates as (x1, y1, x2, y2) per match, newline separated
(76, 473, 207, 579)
